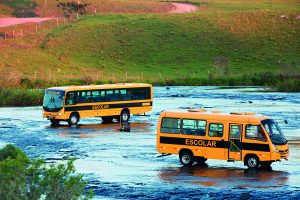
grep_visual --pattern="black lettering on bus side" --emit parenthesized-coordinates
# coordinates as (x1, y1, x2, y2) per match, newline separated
(185, 139, 217, 147)
(92, 105, 110, 110)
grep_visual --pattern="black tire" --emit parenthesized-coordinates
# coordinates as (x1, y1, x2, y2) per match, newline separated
(195, 157, 207, 165)
(102, 116, 113, 123)
(50, 119, 60, 126)
(68, 113, 79, 126)
(260, 161, 272, 168)
(120, 109, 130, 122)
(179, 151, 194, 166)
(245, 155, 260, 169)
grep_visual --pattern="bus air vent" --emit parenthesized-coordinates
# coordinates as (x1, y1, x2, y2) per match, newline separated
(188, 109, 207, 113)
(230, 112, 255, 115)
(211, 110, 221, 113)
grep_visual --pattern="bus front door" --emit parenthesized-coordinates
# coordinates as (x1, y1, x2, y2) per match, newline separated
(228, 124, 242, 160)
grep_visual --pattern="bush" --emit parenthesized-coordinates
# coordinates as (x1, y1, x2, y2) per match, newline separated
(8, 0, 37, 17)
(0, 144, 93, 200)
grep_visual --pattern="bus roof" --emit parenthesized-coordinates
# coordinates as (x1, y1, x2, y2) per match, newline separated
(161, 110, 269, 124)
(47, 83, 152, 91)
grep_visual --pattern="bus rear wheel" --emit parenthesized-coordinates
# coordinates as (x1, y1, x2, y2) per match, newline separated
(179, 151, 194, 166)
(68, 113, 79, 126)
(50, 119, 60, 126)
(120, 110, 130, 122)
(245, 155, 260, 169)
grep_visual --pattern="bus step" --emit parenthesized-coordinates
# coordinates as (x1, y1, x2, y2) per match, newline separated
(227, 159, 235, 162)
(157, 153, 171, 158)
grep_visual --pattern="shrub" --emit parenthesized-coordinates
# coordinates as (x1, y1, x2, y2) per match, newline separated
(0, 144, 93, 200)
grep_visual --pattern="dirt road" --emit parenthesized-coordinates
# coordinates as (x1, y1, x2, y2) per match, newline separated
(0, 17, 53, 28)
(169, 3, 198, 13)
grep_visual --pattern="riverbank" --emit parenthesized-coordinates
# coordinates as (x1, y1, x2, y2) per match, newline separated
(0, 76, 299, 107)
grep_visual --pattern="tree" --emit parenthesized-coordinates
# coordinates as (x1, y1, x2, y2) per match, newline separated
(56, 1, 89, 19)
(0, 144, 93, 200)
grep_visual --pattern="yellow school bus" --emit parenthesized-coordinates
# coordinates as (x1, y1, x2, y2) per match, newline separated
(43, 83, 152, 126)
(157, 109, 288, 168)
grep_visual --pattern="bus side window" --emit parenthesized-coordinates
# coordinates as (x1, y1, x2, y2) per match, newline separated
(120, 89, 132, 101)
(65, 92, 77, 105)
(161, 118, 181, 134)
(77, 91, 86, 104)
(111, 90, 120, 101)
(230, 125, 242, 138)
(133, 88, 150, 100)
(105, 90, 114, 101)
(245, 125, 266, 141)
(92, 90, 101, 102)
(209, 123, 224, 137)
(182, 119, 206, 136)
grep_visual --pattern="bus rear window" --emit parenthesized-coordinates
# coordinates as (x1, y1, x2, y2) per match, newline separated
(161, 118, 180, 134)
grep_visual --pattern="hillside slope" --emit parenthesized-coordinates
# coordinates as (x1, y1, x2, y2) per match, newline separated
(0, 0, 299, 89)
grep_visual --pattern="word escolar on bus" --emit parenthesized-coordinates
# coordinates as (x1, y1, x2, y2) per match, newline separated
(185, 139, 217, 147)
(92, 104, 109, 110)
(43, 83, 153, 126)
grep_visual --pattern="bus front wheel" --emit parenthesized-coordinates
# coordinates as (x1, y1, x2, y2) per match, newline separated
(245, 155, 260, 169)
(120, 110, 130, 122)
(50, 119, 60, 126)
(68, 113, 79, 126)
(179, 151, 194, 166)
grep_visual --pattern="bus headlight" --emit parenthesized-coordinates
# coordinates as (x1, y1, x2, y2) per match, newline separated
(273, 144, 279, 153)
(58, 111, 62, 116)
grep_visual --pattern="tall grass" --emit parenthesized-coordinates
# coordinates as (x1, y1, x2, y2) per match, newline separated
(0, 89, 43, 107)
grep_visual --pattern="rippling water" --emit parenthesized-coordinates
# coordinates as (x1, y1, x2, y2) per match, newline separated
(0, 86, 300, 199)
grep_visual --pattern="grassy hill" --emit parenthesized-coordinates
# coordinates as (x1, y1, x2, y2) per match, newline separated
(0, 0, 299, 91)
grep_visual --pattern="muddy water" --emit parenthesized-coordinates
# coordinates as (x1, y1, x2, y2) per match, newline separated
(0, 86, 300, 199)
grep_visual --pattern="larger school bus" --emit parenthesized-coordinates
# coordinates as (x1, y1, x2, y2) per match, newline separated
(43, 83, 152, 126)
(157, 109, 289, 168)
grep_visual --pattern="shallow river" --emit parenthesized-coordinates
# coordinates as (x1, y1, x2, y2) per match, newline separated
(1, 87, 300, 199)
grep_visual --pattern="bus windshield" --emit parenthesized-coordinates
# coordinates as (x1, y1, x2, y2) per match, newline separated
(261, 119, 287, 145)
(43, 90, 65, 112)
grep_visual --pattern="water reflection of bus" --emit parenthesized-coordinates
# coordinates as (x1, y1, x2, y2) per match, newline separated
(159, 166, 288, 188)
(43, 83, 152, 126)
(157, 110, 289, 168)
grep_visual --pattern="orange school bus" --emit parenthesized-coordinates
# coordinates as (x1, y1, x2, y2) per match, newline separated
(157, 109, 289, 168)
(43, 83, 152, 126)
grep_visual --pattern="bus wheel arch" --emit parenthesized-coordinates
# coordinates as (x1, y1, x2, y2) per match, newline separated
(120, 108, 130, 122)
(244, 154, 260, 169)
(179, 149, 195, 166)
(68, 112, 80, 126)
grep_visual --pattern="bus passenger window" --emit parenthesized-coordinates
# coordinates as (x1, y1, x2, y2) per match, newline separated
(230, 125, 242, 139)
(105, 90, 114, 101)
(209, 123, 224, 137)
(133, 88, 150, 100)
(65, 92, 76, 105)
(182, 119, 206, 136)
(92, 90, 100, 102)
(161, 118, 181, 134)
(246, 125, 266, 140)
(77, 91, 86, 104)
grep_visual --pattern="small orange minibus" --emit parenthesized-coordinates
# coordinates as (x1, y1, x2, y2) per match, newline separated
(157, 109, 288, 168)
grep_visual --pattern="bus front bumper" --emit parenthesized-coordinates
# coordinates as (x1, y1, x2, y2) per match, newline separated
(43, 111, 65, 120)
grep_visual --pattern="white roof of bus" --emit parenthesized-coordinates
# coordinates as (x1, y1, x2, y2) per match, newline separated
(161, 110, 268, 123)
(47, 83, 152, 91)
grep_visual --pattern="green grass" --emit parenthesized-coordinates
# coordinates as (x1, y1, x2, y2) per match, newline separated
(0, 0, 299, 92)
(0, 89, 43, 107)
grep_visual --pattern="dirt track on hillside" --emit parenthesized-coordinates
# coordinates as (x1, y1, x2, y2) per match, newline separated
(0, 17, 54, 28)
(0, 3, 197, 28)
(169, 3, 198, 13)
